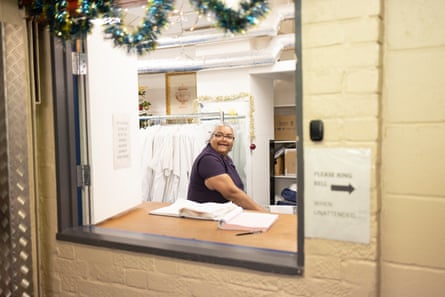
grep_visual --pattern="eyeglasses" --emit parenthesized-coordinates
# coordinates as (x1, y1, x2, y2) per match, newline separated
(213, 133, 235, 140)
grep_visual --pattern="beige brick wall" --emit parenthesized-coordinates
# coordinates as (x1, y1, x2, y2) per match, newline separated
(381, 0, 445, 296)
(30, 0, 445, 297)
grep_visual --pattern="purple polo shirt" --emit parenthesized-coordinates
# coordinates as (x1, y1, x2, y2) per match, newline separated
(187, 144, 244, 203)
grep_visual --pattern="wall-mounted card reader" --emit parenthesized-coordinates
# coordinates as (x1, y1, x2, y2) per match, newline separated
(310, 120, 324, 141)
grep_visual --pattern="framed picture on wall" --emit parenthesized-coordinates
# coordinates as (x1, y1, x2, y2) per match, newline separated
(166, 72, 197, 115)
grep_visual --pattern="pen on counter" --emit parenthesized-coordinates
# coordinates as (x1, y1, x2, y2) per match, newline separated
(235, 230, 263, 236)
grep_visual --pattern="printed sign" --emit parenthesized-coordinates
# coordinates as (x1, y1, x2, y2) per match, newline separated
(112, 113, 131, 169)
(305, 147, 371, 243)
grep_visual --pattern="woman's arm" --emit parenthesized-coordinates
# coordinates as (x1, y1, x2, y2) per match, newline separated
(205, 174, 266, 211)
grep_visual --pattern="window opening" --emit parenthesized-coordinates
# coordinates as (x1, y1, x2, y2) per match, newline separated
(53, 0, 304, 275)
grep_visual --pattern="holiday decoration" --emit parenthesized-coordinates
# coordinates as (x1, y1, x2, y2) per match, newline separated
(52, 0, 112, 40)
(20, 0, 270, 54)
(23, 0, 112, 40)
(189, 0, 269, 33)
(102, 0, 174, 54)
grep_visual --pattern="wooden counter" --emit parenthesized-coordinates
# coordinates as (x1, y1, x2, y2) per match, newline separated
(97, 202, 297, 252)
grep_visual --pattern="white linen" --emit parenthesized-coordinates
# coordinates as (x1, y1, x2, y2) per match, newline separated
(139, 120, 247, 202)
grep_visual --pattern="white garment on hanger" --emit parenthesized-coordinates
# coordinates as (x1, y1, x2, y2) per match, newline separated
(149, 126, 174, 202)
(139, 125, 160, 201)
(138, 119, 246, 202)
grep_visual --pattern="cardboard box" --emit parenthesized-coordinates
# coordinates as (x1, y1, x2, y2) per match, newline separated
(274, 114, 297, 140)
(274, 155, 284, 176)
(284, 148, 297, 176)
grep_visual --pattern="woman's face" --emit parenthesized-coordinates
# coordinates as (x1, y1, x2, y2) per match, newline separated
(210, 126, 235, 156)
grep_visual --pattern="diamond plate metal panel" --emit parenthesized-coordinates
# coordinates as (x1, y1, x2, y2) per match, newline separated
(0, 22, 35, 297)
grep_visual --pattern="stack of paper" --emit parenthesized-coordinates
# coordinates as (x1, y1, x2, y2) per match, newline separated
(218, 211, 278, 232)
(150, 199, 279, 232)
(149, 199, 242, 220)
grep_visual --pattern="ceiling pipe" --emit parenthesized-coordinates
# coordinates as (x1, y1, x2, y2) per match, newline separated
(137, 2, 295, 73)
(137, 33, 295, 73)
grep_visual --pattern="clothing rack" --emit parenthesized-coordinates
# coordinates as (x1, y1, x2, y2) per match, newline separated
(140, 111, 225, 121)
(139, 112, 245, 128)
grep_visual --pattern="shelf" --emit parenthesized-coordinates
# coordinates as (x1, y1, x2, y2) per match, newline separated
(274, 104, 296, 108)
(271, 140, 296, 144)
(272, 175, 297, 179)
(269, 139, 297, 205)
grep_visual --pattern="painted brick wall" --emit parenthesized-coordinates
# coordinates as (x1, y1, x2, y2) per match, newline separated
(32, 0, 445, 297)
(302, 1, 381, 296)
(380, 0, 445, 296)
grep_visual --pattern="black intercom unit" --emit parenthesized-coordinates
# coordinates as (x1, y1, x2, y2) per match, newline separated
(310, 120, 324, 141)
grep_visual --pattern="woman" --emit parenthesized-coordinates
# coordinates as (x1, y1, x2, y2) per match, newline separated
(187, 123, 265, 211)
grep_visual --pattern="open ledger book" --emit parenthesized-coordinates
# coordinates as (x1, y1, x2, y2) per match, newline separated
(149, 199, 279, 232)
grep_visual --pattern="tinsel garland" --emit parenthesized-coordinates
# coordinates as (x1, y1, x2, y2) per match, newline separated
(52, 0, 112, 40)
(102, 0, 174, 55)
(189, 0, 269, 33)
(21, 0, 270, 54)
(25, 0, 112, 40)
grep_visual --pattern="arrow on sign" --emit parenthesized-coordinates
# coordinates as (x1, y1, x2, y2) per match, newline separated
(331, 184, 355, 194)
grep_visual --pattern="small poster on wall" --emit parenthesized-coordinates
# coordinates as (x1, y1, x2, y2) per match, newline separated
(305, 147, 371, 244)
(112, 113, 131, 169)
(166, 72, 197, 115)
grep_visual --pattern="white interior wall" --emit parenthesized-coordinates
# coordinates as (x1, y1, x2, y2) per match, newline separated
(249, 75, 275, 205)
(249, 62, 296, 205)
(197, 68, 250, 96)
(138, 73, 166, 115)
(86, 24, 142, 223)
(274, 79, 296, 106)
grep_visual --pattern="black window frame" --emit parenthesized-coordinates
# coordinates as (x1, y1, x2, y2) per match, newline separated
(53, 0, 305, 275)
